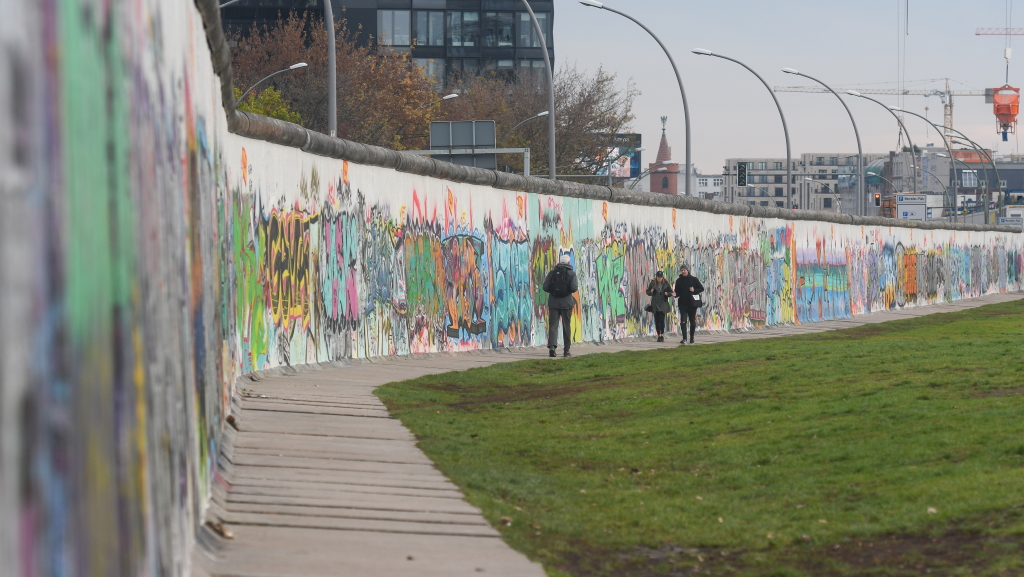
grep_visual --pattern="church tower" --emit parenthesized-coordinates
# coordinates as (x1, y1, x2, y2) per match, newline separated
(649, 116, 681, 194)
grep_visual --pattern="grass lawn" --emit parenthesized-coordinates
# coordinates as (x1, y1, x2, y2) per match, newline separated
(376, 299, 1024, 576)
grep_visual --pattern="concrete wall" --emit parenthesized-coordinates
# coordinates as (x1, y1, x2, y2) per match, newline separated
(0, 0, 1022, 576)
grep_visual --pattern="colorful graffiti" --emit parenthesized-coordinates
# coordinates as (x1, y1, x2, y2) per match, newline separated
(3, 0, 1024, 575)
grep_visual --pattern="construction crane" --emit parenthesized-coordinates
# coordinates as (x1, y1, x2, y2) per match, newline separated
(774, 79, 986, 138)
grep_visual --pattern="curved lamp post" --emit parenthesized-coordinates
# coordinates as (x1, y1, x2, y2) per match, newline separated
(893, 108, 959, 223)
(420, 93, 459, 110)
(510, 110, 549, 133)
(220, 0, 243, 6)
(519, 0, 556, 180)
(234, 62, 308, 108)
(582, 0, 692, 195)
(945, 129, 1003, 223)
(694, 49, 791, 207)
(845, 91, 917, 194)
(806, 178, 841, 212)
(938, 153, 982, 216)
(629, 166, 669, 190)
(917, 166, 953, 222)
(783, 68, 863, 215)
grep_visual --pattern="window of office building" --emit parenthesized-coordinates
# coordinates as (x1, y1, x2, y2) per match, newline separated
(379, 10, 411, 46)
(829, 157, 838, 165)
(482, 59, 514, 75)
(846, 157, 855, 165)
(748, 201, 756, 205)
(962, 170, 978, 187)
(484, 12, 514, 47)
(823, 198, 833, 208)
(698, 178, 708, 187)
(414, 58, 445, 84)
(760, 201, 769, 206)
(756, 175, 766, 184)
(518, 59, 545, 70)
(713, 178, 722, 186)
(816, 156, 824, 165)
(519, 12, 550, 47)
(773, 175, 782, 183)
(774, 187, 783, 197)
(759, 187, 768, 197)
(758, 162, 767, 170)
(414, 11, 444, 46)
(448, 12, 480, 47)
(776, 201, 784, 207)
(774, 161, 782, 170)
(449, 58, 480, 76)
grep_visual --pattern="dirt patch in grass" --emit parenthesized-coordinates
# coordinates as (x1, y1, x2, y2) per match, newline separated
(446, 378, 624, 409)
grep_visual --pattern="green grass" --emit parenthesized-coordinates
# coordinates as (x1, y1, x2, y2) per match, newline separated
(376, 299, 1024, 576)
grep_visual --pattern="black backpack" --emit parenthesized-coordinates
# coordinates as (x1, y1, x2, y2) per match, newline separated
(549, 267, 572, 298)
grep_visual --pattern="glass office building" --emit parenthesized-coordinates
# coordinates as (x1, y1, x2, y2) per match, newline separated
(221, 1, 554, 84)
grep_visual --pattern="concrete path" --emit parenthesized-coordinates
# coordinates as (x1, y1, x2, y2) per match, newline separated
(192, 292, 1023, 577)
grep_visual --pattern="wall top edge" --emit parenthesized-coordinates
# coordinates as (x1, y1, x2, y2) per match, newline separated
(196, 0, 1021, 235)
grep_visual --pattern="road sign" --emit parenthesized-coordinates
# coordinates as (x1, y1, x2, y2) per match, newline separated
(998, 217, 1024, 226)
(896, 195, 927, 204)
(897, 204, 927, 220)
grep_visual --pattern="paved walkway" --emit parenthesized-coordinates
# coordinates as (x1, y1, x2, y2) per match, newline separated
(192, 292, 1023, 577)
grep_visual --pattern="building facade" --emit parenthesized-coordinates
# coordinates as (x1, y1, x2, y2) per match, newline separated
(221, 0, 554, 83)
(694, 173, 723, 200)
(722, 153, 887, 213)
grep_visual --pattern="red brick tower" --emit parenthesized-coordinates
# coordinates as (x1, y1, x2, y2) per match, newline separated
(649, 116, 680, 194)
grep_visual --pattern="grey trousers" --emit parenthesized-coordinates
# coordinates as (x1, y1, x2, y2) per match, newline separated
(547, 308, 572, 350)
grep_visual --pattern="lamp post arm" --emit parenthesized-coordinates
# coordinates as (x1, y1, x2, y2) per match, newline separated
(710, 54, 791, 207)
(597, 5, 691, 195)
(797, 72, 863, 215)
(519, 0, 556, 180)
(946, 127, 1003, 219)
(220, 0, 244, 6)
(853, 94, 917, 194)
(235, 67, 294, 109)
(898, 109, 959, 222)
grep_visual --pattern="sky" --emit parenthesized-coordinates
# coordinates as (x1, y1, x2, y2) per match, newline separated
(555, 0, 1021, 175)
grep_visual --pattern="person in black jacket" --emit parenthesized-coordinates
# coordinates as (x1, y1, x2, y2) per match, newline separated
(674, 264, 705, 344)
(543, 255, 579, 357)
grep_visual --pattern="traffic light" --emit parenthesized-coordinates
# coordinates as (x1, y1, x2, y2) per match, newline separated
(737, 162, 747, 187)
(874, 193, 881, 207)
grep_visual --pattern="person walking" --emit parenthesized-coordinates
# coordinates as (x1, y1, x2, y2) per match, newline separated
(543, 254, 579, 357)
(674, 264, 705, 344)
(646, 271, 674, 342)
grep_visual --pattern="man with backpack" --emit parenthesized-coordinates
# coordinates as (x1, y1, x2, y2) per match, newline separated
(543, 254, 579, 357)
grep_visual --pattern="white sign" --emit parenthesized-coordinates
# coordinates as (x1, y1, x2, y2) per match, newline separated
(998, 217, 1024, 226)
(897, 204, 927, 221)
(896, 195, 927, 204)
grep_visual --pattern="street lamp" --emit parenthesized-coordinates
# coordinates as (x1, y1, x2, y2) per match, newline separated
(805, 177, 841, 213)
(234, 62, 308, 108)
(519, 0, 556, 180)
(325, 1, 337, 137)
(509, 110, 549, 133)
(946, 132, 1001, 223)
(694, 49, 792, 207)
(628, 165, 668, 190)
(892, 107, 959, 223)
(918, 166, 953, 222)
(783, 68, 863, 215)
(937, 152, 979, 217)
(582, 0, 692, 196)
(420, 93, 459, 109)
(845, 91, 917, 194)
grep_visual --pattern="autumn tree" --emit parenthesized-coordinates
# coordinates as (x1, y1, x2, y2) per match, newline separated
(233, 86, 302, 124)
(228, 15, 638, 167)
(229, 13, 439, 150)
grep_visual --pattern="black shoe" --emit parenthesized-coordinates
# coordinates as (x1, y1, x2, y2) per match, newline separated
(563, 351, 572, 358)
(549, 348, 556, 358)
(689, 339, 695, 344)
(657, 336, 664, 342)
(680, 339, 687, 344)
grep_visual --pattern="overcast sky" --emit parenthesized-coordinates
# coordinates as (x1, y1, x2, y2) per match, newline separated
(555, 0, 1020, 174)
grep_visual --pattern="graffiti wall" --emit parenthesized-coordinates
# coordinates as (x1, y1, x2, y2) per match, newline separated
(1, 0, 1022, 576)
(226, 140, 1023, 367)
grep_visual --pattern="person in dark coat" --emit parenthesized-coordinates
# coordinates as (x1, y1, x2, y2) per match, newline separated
(646, 271, 674, 342)
(674, 263, 705, 344)
(543, 254, 579, 357)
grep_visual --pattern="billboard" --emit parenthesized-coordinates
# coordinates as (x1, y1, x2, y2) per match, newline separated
(595, 133, 643, 179)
